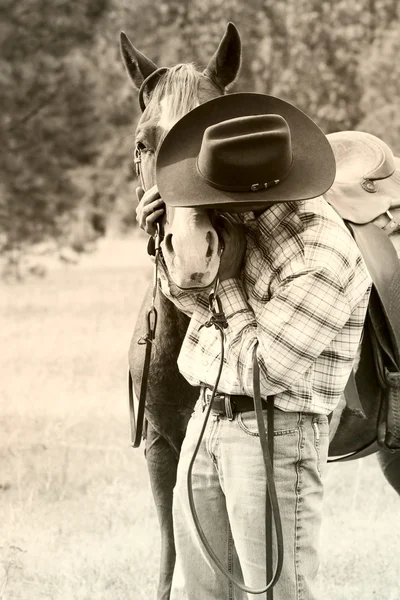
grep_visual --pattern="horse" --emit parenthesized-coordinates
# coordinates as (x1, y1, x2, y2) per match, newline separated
(120, 23, 400, 600)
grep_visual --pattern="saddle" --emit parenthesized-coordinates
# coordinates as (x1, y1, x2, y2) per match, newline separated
(324, 131, 400, 456)
(345, 222, 400, 452)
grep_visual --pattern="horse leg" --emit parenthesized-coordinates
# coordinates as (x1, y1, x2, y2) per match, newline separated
(130, 288, 197, 598)
(145, 422, 179, 600)
(376, 448, 400, 495)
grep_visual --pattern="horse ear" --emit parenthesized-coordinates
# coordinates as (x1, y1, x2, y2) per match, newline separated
(120, 31, 158, 90)
(203, 22, 242, 90)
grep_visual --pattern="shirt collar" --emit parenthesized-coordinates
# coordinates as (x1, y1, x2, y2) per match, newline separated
(239, 202, 300, 235)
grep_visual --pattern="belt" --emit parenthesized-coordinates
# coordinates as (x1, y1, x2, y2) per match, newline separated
(202, 387, 268, 420)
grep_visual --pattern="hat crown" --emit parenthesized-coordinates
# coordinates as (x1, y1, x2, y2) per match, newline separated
(197, 114, 293, 192)
(156, 92, 336, 210)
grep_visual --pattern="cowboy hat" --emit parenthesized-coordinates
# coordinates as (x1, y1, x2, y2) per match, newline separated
(155, 93, 335, 211)
(324, 131, 400, 224)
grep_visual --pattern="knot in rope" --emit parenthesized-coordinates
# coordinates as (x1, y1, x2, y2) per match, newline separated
(199, 292, 228, 331)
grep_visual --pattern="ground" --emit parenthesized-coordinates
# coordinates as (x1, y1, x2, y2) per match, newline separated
(0, 234, 399, 600)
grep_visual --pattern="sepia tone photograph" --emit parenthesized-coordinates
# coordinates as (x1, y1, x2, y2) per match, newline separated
(1, 1, 400, 599)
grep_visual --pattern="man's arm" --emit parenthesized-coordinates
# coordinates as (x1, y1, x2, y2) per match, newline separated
(213, 271, 356, 396)
(185, 224, 370, 397)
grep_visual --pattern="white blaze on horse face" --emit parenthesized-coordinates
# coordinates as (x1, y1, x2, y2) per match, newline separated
(158, 94, 199, 131)
(158, 95, 178, 131)
(161, 207, 221, 289)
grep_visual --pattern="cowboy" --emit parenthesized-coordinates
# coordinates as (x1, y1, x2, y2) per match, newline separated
(136, 93, 372, 600)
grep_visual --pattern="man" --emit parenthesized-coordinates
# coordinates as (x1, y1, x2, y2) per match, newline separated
(136, 93, 372, 599)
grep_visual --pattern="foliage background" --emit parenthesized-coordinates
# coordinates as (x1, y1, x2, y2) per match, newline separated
(1, 0, 400, 263)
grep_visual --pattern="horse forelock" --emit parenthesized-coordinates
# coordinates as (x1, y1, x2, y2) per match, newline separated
(151, 63, 202, 124)
(135, 62, 222, 193)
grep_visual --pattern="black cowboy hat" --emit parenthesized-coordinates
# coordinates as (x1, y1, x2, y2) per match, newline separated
(156, 93, 336, 211)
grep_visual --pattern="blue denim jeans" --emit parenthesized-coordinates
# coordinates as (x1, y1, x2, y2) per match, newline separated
(170, 398, 329, 600)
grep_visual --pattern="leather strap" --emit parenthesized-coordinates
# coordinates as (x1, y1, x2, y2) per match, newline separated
(380, 369, 400, 449)
(347, 222, 400, 361)
(345, 222, 400, 451)
(202, 372, 281, 597)
(204, 390, 268, 416)
(267, 378, 276, 598)
(343, 369, 366, 418)
(187, 323, 284, 594)
(252, 345, 283, 597)
(328, 439, 380, 463)
(129, 306, 158, 448)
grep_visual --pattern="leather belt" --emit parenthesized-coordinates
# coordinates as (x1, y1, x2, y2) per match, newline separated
(202, 387, 268, 420)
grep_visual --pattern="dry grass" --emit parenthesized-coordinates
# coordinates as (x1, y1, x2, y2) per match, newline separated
(1, 235, 399, 599)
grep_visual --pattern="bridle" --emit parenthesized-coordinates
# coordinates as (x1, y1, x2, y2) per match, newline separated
(129, 85, 284, 596)
(128, 141, 161, 448)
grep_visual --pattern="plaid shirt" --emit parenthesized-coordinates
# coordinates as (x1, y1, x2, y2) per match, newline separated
(158, 197, 372, 414)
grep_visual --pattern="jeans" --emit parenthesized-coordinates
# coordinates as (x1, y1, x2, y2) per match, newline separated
(170, 398, 330, 600)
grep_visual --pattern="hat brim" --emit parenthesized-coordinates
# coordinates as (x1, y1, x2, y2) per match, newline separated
(156, 93, 336, 210)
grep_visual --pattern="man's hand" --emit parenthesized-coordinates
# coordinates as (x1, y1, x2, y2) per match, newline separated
(136, 185, 165, 235)
(218, 215, 247, 281)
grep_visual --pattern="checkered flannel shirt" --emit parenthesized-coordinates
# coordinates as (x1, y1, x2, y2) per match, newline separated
(158, 197, 372, 414)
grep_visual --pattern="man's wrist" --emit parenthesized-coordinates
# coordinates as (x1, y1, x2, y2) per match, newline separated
(217, 278, 250, 317)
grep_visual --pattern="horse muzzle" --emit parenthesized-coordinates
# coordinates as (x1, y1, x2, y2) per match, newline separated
(161, 208, 222, 289)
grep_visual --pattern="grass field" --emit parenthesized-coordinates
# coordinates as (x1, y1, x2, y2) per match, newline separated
(1, 235, 399, 600)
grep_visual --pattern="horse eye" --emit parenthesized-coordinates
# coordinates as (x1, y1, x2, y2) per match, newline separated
(136, 141, 146, 152)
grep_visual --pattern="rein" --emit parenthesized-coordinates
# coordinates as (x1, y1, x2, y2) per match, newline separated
(128, 145, 160, 448)
(186, 285, 284, 596)
(129, 222, 161, 448)
(131, 143, 284, 595)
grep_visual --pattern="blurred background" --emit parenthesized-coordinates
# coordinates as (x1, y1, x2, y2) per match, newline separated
(1, 1, 399, 599)
(1, 0, 400, 273)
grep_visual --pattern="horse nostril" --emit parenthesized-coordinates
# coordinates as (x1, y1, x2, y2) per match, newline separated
(205, 231, 214, 258)
(165, 233, 174, 254)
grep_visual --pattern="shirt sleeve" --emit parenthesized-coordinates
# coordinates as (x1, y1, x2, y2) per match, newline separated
(194, 268, 354, 397)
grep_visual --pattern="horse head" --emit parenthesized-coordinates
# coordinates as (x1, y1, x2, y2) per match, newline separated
(120, 23, 242, 289)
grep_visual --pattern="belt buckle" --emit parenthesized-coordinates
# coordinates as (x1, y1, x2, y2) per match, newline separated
(211, 391, 235, 421)
(210, 391, 225, 416)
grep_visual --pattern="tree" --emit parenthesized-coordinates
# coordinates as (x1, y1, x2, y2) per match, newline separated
(357, 22, 400, 154)
(0, 0, 108, 269)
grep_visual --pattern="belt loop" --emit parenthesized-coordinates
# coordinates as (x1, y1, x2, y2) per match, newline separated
(200, 386, 207, 411)
(224, 394, 234, 421)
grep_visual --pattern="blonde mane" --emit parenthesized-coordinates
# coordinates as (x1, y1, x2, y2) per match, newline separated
(151, 63, 202, 122)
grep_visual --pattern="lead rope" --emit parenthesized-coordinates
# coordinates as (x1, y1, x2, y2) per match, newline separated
(128, 145, 161, 446)
(133, 145, 284, 589)
(129, 222, 161, 447)
(187, 286, 284, 595)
